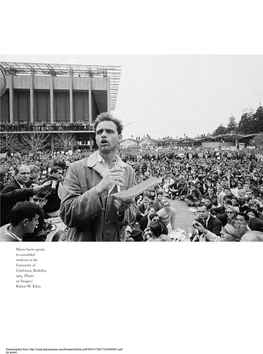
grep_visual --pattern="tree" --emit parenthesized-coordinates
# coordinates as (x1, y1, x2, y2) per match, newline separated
(226, 116, 237, 133)
(212, 124, 227, 136)
(21, 132, 50, 152)
(253, 105, 263, 132)
(238, 110, 255, 134)
(250, 133, 263, 148)
(52, 133, 75, 151)
(0, 133, 23, 152)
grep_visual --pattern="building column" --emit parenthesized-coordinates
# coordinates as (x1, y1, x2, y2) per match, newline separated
(30, 73, 34, 123)
(88, 76, 92, 152)
(88, 76, 92, 123)
(106, 77, 111, 113)
(50, 74, 54, 123)
(9, 74, 14, 123)
(69, 72, 73, 123)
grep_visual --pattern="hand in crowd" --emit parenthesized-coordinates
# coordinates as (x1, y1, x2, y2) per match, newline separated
(34, 181, 52, 194)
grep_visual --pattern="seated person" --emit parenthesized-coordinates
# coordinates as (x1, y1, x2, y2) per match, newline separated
(192, 219, 246, 242)
(146, 220, 172, 242)
(0, 201, 42, 242)
(143, 212, 168, 241)
(241, 218, 263, 241)
(191, 202, 222, 241)
(184, 183, 203, 207)
(157, 200, 176, 233)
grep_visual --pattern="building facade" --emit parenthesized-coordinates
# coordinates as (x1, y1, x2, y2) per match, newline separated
(0, 62, 121, 151)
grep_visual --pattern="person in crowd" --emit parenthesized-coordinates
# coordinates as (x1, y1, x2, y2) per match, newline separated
(216, 185, 226, 207)
(157, 199, 176, 233)
(203, 186, 218, 206)
(152, 190, 164, 211)
(42, 166, 63, 218)
(146, 220, 172, 242)
(122, 223, 144, 242)
(0, 201, 42, 242)
(203, 197, 217, 211)
(245, 208, 259, 220)
(25, 165, 41, 187)
(247, 199, 263, 219)
(0, 167, 8, 191)
(1, 164, 31, 193)
(60, 113, 135, 241)
(192, 218, 246, 242)
(191, 202, 222, 241)
(241, 218, 263, 241)
(143, 212, 168, 241)
(139, 206, 156, 232)
(236, 212, 250, 229)
(184, 183, 203, 207)
(23, 192, 48, 242)
(0, 180, 52, 226)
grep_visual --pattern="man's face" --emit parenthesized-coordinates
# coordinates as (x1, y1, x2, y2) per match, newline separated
(25, 215, 39, 234)
(197, 205, 209, 220)
(236, 214, 247, 225)
(16, 166, 30, 185)
(163, 202, 170, 211)
(30, 195, 47, 209)
(204, 198, 211, 207)
(52, 169, 63, 181)
(157, 194, 163, 201)
(208, 188, 214, 195)
(149, 207, 155, 215)
(224, 188, 231, 196)
(95, 121, 121, 153)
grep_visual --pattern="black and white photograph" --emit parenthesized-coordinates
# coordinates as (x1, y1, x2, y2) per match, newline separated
(1, 55, 263, 243)
(0, 1, 263, 353)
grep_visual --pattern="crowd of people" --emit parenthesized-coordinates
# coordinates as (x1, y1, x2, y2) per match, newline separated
(0, 121, 94, 132)
(1, 113, 263, 242)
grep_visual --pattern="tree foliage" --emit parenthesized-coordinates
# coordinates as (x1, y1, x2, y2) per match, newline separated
(21, 133, 50, 152)
(0, 133, 23, 152)
(52, 133, 75, 151)
(250, 133, 263, 148)
(212, 124, 227, 136)
(226, 116, 238, 133)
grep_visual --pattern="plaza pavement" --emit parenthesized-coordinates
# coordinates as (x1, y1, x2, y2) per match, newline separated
(168, 198, 197, 233)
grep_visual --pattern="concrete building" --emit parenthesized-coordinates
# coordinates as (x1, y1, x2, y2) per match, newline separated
(0, 61, 121, 150)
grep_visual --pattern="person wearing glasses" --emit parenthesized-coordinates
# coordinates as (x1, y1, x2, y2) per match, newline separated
(192, 219, 246, 242)
(225, 205, 238, 222)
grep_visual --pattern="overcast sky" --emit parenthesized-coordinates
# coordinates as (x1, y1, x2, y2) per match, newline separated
(1, 54, 263, 140)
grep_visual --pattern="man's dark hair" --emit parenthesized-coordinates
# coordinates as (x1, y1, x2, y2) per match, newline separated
(50, 166, 63, 174)
(237, 212, 249, 222)
(149, 212, 158, 221)
(223, 197, 233, 204)
(150, 220, 163, 237)
(94, 112, 123, 135)
(197, 202, 207, 210)
(9, 201, 42, 227)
